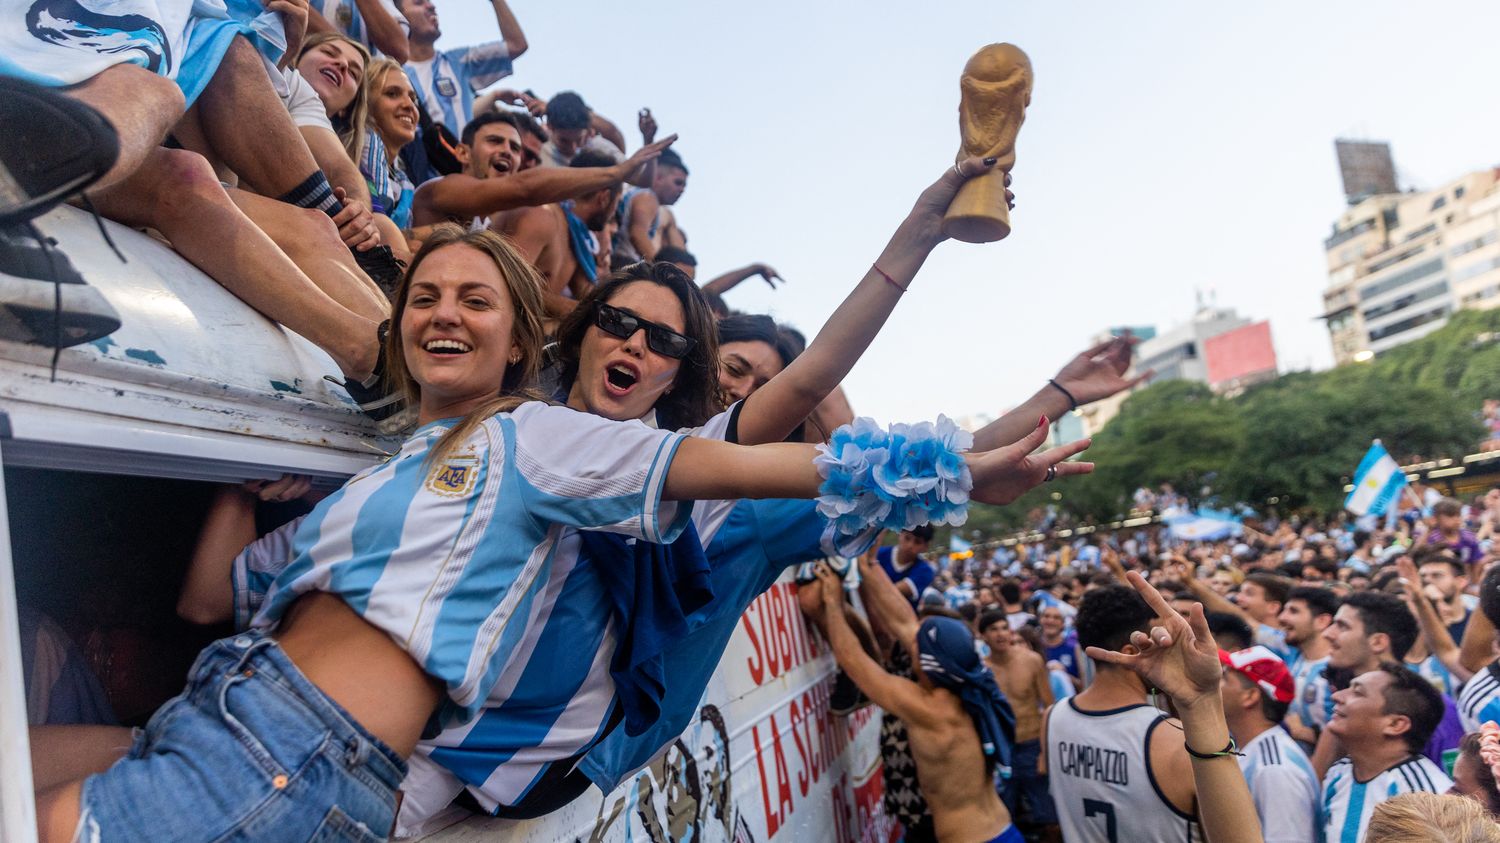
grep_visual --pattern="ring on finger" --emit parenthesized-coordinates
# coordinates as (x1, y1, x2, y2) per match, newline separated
(953, 162, 966, 179)
(1044, 465, 1058, 482)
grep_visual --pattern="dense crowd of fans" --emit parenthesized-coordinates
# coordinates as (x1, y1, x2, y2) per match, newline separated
(5, 2, 1500, 842)
(832, 490, 1500, 841)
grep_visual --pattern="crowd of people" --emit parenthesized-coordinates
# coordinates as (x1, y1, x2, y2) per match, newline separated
(4, 2, 1500, 842)
(831, 490, 1500, 841)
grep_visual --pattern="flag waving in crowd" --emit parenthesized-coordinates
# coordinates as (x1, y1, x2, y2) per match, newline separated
(1346, 441, 1409, 517)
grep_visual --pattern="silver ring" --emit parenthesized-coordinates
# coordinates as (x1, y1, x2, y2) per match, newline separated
(1044, 465, 1058, 482)
(953, 162, 966, 179)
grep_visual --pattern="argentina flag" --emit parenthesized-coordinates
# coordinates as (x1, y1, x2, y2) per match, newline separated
(1344, 441, 1408, 516)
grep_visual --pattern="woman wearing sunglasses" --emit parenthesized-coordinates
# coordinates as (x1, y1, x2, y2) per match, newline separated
(39, 195, 1099, 840)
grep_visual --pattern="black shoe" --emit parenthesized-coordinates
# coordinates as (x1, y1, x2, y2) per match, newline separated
(329, 320, 406, 421)
(0, 78, 119, 226)
(829, 669, 871, 716)
(352, 244, 404, 298)
(0, 224, 120, 348)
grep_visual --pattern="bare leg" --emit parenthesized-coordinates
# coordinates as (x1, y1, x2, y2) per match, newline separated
(192, 37, 320, 197)
(228, 189, 389, 322)
(90, 148, 378, 380)
(65, 65, 186, 192)
(30, 725, 133, 791)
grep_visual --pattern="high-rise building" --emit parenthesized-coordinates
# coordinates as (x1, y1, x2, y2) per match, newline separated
(1320, 142, 1500, 364)
(1077, 306, 1278, 433)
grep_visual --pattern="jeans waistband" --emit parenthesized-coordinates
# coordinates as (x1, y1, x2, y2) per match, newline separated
(205, 630, 407, 790)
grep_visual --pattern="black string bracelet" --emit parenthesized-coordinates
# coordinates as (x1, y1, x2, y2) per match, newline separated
(1184, 737, 1244, 759)
(1047, 378, 1078, 411)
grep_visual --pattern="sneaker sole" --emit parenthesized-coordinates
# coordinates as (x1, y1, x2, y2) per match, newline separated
(0, 271, 120, 348)
(0, 80, 120, 227)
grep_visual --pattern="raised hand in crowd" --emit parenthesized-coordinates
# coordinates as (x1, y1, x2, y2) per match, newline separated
(972, 334, 1146, 453)
(1051, 334, 1152, 407)
(1085, 571, 1265, 843)
(269, 0, 311, 68)
(967, 416, 1093, 506)
(700, 263, 785, 297)
(638, 107, 658, 145)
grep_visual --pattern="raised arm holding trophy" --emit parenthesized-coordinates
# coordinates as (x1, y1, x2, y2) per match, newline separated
(944, 43, 1034, 243)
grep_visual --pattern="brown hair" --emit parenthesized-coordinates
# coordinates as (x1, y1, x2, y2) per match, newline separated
(553, 262, 725, 429)
(296, 32, 371, 162)
(1459, 732, 1500, 815)
(385, 225, 547, 464)
(1365, 791, 1500, 842)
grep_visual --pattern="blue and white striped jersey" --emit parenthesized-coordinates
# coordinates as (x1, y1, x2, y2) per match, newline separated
(1458, 661, 1500, 732)
(231, 403, 872, 831)
(405, 44, 514, 138)
(1410, 654, 1457, 698)
(397, 406, 876, 826)
(249, 402, 690, 730)
(1287, 654, 1333, 732)
(1236, 728, 1318, 843)
(1320, 755, 1452, 843)
(310, 0, 406, 56)
(1255, 623, 1294, 662)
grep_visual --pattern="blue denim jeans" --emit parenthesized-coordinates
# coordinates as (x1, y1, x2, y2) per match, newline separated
(76, 631, 406, 842)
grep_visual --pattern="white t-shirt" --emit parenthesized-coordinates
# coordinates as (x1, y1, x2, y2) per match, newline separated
(541, 134, 624, 168)
(273, 67, 333, 131)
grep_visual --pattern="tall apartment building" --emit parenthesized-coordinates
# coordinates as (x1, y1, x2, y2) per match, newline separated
(1321, 142, 1500, 364)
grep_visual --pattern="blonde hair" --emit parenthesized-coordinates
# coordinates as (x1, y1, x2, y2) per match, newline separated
(295, 32, 371, 162)
(363, 57, 412, 160)
(1366, 791, 1500, 842)
(385, 225, 547, 464)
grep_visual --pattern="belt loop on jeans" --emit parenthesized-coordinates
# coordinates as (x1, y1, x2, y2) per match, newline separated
(231, 634, 275, 672)
(346, 737, 370, 768)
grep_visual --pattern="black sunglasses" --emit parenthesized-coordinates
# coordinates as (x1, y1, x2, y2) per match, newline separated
(593, 302, 697, 359)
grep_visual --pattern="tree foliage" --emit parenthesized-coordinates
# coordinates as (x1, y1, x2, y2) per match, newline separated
(994, 308, 1500, 527)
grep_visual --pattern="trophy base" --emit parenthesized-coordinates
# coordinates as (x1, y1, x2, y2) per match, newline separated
(942, 169, 1011, 243)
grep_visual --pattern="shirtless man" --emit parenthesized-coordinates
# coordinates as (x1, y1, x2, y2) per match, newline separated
(979, 610, 1058, 841)
(813, 563, 1021, 843)
(614, 148, 688, 263)
(409, 111, 672, 229)
(495, 149, 619, 320)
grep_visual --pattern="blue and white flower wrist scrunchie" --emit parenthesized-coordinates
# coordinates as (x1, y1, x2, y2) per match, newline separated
(813, 415, 974, 540)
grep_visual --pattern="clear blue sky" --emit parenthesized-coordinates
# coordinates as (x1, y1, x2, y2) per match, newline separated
(439, 1, 1500, 424)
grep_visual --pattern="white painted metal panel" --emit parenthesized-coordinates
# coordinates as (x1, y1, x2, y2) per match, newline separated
(0, 207, 394, 481)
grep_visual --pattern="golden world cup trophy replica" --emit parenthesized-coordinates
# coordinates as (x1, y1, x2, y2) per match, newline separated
(943, 43, 1034, 243)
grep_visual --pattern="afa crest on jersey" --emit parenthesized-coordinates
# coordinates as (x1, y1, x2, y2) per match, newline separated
(426, 453, 480, 497)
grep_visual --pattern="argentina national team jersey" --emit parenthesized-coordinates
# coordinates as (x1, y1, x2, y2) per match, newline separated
(1236, 728, 1318, 843)
(231, 402, 875, 832)
(397, 405, 878, 829)
(1320, 755, 1452, 843)
(405, 43, 514, 138)
(1288, 654, 1333, 732)
(250, 402, 690, 731)
(1458, 661, 1500, 732)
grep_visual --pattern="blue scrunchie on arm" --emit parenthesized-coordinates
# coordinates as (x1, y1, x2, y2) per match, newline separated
(812, 415, 974, 543)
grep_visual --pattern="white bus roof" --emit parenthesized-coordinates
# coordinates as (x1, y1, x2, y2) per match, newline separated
(0, 207, 395, 483)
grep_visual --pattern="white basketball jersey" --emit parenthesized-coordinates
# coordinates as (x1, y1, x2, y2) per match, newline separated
(1047, 699, 1203, 843)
